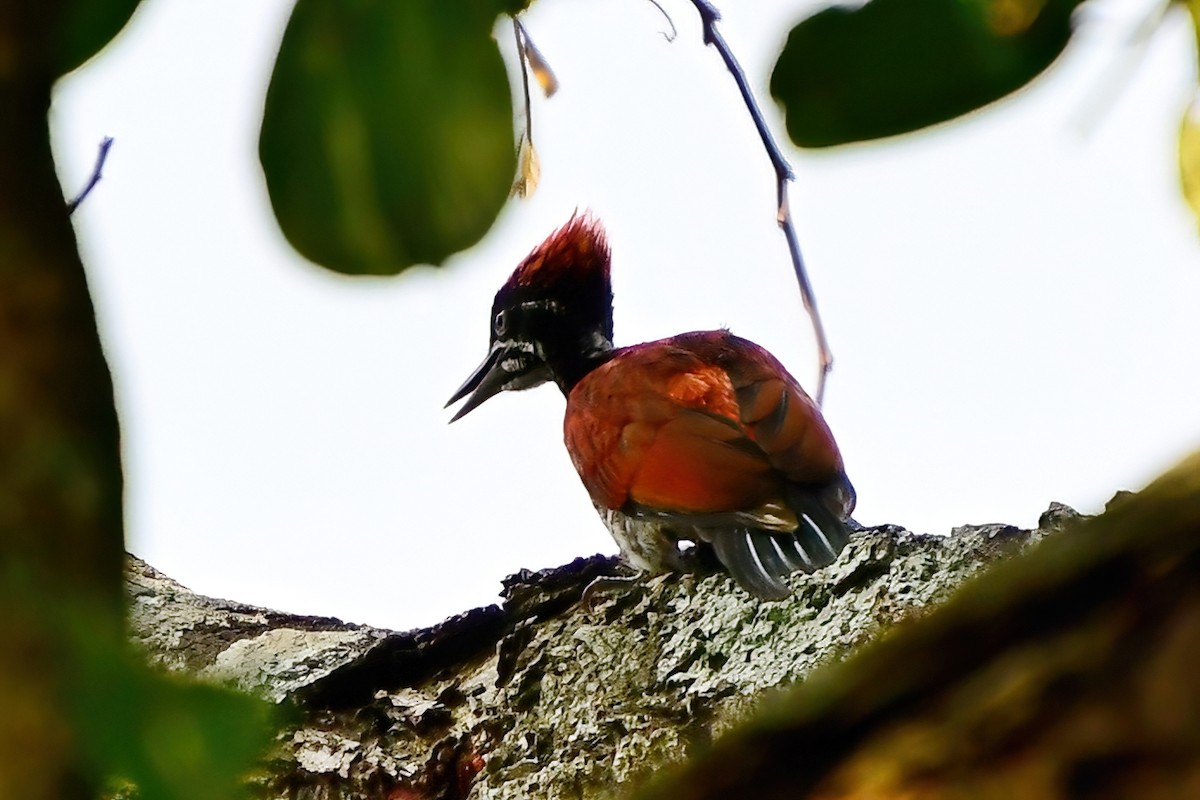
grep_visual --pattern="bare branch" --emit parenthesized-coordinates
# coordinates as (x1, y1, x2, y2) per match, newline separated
(685, 0, 832, 405)
(66, 136, 114, 215)
(514, 19, 534, 144)
(645, 0, 678, 42)
(511, 19, 554, 198)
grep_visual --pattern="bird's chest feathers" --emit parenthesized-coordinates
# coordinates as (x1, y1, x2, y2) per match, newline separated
(563, 355, 745, 511)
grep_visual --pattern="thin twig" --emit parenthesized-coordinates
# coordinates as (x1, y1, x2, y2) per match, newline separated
(514, 19, 534, 144)
(645, 0, 678, 42)
(511, 20, 538, 198)
(510, 20, 558, 198)
(67, 136, 114, 215)
(686, 0, 832, 405)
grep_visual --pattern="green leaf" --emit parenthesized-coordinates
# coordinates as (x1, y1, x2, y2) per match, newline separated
(1180, 98, 1200, 230)
(770, 0, 1082, 148)
(54, 0, 143, 77)
(66, 612, 278, 800)
(1181, 2, 1200, 231)
(259, 0, 518, 275)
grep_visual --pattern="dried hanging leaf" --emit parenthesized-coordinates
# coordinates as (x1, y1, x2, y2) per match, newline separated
(525, 49, 559, 98)
(511, 134, 541, 198)
(518, 23, 559, 97)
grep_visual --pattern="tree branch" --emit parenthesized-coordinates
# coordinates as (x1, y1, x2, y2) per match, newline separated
(686, 0, 833, 405)
(66, 136, 113, 215)
(126, 508, 1077, 798)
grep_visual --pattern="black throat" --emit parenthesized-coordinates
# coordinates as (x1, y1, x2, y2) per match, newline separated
(545, 328, 617, 395)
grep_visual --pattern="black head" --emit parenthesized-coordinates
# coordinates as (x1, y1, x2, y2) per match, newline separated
(446, 213, 615, 421)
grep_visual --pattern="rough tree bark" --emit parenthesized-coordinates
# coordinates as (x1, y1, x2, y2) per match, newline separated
(127, 501, 1086, 799)
(638, 452, 1200, 800)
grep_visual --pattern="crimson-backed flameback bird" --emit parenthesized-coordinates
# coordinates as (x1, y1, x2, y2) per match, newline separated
(446, 214, 855, 600)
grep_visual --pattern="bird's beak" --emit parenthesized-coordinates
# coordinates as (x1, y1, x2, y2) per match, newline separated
(446, 343, 541, 422)
(446, 347, 506, 422)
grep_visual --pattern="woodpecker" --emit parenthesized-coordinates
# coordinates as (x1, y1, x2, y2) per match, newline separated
(447, 214, 855, 600)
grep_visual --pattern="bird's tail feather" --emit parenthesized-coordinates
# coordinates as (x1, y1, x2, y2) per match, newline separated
(710, 530, 791, 600)
(706, 497, 852, 601)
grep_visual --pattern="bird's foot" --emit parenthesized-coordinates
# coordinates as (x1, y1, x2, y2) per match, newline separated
(580, 573, 642, 613)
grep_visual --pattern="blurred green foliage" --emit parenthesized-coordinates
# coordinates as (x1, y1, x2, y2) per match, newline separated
(1179, 1, 1200, 227)
(5, 1, 278, 797)
(259, 0, 524, 275)
(769, 0, 1200, 231)
(770, 0, 1082, 147)
(50, 0, 143, 76)
(61, 589, 278, 800)
(2, 557, 277, 800)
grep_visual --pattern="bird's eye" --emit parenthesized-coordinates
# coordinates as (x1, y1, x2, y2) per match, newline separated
(493, 309, 509, 336)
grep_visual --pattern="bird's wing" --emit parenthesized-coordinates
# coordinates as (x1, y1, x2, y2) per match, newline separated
(564, 332, 843, 526)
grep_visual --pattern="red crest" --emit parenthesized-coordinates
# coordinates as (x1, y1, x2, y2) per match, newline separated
(505, 212, 610, 294)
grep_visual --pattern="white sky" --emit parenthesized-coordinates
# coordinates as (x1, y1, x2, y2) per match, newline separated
(52, 0, 1200, 630)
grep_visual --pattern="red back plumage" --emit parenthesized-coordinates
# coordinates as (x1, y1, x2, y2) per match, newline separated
(565, 329, 845, 514)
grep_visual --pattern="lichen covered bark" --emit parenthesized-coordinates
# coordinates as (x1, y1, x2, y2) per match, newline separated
(128, 509, 1071, 799)
(639, 454, 1200, 800)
